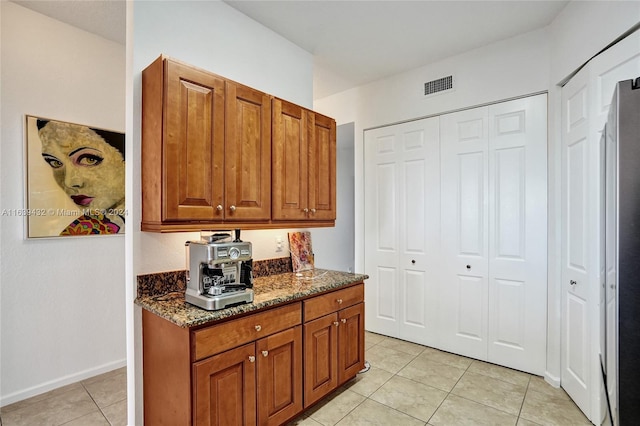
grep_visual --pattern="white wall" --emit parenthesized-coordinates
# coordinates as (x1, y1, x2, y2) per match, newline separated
(0, 2, 125, 406)
(129, 1, 316, 423)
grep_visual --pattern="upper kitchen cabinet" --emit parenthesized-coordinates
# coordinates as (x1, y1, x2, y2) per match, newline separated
(272, 98, 336, 223)
(141, 56, 271, 231)
(141, 55, 335, 231)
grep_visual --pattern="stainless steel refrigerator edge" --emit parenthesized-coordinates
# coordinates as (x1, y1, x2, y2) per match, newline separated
(601, 78, 640, 426)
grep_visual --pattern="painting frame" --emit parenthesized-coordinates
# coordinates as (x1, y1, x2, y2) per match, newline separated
(25, 115, 126, 238)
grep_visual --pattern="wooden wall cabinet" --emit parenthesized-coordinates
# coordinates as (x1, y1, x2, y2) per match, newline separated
(142, 284, 364, 425)
(142, 56, 271, 232)
(272, 98, 337, 222)
(142, 56, 335, 231)
(302, 285, 365, 407)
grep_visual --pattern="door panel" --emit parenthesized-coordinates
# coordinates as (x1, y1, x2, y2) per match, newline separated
(193, 343, 256, 426)
(309, 112, 337, 220)
(562, 72, 592, 414)
(487, 95, 547, 374)
(440, 107, 489, 360)
(364, 118, 439, 345)
(303, 313, 338, 407)
(256, 326, 302, 426)
(225, 82, 271, 221)
(338, 303, 365, 384)
(164, 60, 225, 221)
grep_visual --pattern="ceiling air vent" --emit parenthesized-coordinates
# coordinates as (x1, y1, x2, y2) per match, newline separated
(424, 75, 454, 97)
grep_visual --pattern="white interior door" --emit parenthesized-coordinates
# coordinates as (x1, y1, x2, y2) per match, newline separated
(561, 67, 593, 415)
(440, 107, 490, 361)
(486, 95, 547, 375)
(364, 118, 439, 345)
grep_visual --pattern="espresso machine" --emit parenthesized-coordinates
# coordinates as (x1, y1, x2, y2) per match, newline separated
(185, 231, 254, 310)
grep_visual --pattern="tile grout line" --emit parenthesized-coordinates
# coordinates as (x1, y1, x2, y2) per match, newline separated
(79, 382, 112, 426)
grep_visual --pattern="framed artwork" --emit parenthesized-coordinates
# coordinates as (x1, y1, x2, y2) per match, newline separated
(288, 231, 314, 272)
(25, 115, 125, 238)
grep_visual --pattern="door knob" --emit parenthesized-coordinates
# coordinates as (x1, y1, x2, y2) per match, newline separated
(466, 265, 471, 270)
(570, 280, 577, 286)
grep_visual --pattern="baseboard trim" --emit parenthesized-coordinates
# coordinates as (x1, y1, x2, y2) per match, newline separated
(0, 358, 127, 407)
(544, 370, 561, 388)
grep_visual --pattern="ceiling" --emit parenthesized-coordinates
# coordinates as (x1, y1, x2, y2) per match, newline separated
(12, 0, 569, 100)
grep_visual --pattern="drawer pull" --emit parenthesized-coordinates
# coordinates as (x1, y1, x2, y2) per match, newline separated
(255, 325, 262, 332)
(337, 299, 343, 304)
(333, 321, 339, 327)
(248, 356, 255, 363)
(262, 350, 269, 357)
(341, 318, 347, 324)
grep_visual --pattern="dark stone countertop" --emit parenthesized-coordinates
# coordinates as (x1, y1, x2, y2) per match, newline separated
(135, 269, 368, 328)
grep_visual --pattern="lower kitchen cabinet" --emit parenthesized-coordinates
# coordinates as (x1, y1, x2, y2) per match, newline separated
(303, 286, 365, 408)
(256, 326, 303, 426)
(142, 282, 364, 425)
(193, 343, 257, 426)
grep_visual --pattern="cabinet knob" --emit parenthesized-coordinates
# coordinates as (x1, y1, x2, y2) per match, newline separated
(303, 208, 309, 213)
(341, 318, 347, 324)
(248, 356, 255, 363)
(230, 205, 236, 212)
(333, 321, 340, 327)
(216, 205, 223, 211)
(337, 299, 343, 304)
(310, 208, 316, 213)
(262, 350, 269, 357)
(255, 325, 262, 331)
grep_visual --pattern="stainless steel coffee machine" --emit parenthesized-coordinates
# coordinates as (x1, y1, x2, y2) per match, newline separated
(185, 232, 254, 310)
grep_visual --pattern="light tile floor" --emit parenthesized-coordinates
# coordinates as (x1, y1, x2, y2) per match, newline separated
(0, 333, 592, 426)
(289, 332, 593, 426)
(0, 367, 126, 426)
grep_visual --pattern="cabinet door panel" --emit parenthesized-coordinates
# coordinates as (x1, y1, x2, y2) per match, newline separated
(338, 303, 365, 384)
(272, 99, 308, 220)
(164, 59, 225, 221)
(308, 112, 336, 220)
(256, 326, 303, 426)
(303, 313, 338, 407)
(193, 343, 256, 426)
(225, 82, 271, 220)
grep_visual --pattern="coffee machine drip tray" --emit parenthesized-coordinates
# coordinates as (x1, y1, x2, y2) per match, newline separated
(186, 288, 254, 311)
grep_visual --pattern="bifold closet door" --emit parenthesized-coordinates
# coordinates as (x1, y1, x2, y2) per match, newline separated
(440, 95, 547, 374)
(363, 117, 440, 346)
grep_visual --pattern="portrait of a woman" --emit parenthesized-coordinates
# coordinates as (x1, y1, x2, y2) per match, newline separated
(26, 116, 125, 237)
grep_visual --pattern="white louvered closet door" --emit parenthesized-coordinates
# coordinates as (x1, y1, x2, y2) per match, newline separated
(363, 117, 440, 346)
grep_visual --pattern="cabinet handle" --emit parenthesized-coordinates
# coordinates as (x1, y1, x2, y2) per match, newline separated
(255, 325, 262, 331)
(303, 208, 309, 213)
(337, 299, 343, 304)
(248, 356, 255, 363)
(216, 205, 223, 211)
(341, 318, 347, 324)
(262, 350, 269, 357)
(333, 321, 340, 327)
(230, 205, 236, 212)
(311, 208, 316, 213)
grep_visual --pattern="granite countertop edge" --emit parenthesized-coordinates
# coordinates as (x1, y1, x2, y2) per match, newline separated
(135, 269, 369, 328)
